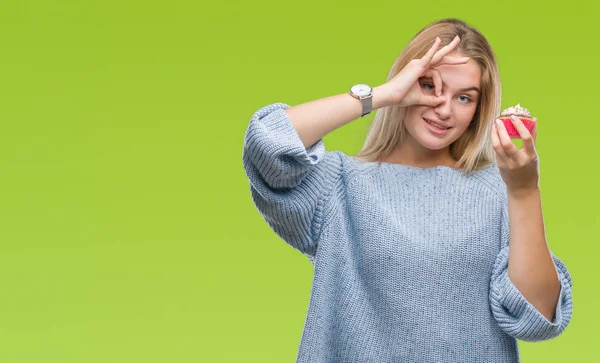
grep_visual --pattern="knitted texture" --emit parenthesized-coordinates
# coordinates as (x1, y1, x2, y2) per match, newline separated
(241, 102, 573, 363)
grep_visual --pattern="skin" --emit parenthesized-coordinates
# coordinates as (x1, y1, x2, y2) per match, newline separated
(384, 57, 482, 168)
(493, 115, 561, 323)
(383, 36, 562, 321)
(381, 36, 481, 169)
(398, 71, 561, 320)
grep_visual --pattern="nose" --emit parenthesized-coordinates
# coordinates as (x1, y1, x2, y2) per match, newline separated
(433, 94, 452, 120)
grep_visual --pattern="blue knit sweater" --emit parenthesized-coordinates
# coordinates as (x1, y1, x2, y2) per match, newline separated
(242, 102, 573, 362)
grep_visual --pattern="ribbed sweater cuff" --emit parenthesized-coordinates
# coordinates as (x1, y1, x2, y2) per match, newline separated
(250, 102, 324, 166)
(493, 247, 572, 342)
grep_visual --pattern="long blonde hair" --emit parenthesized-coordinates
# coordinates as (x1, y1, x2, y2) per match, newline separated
(354, 18, 501, 174)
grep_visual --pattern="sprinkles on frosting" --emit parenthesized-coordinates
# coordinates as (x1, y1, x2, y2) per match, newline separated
(500, 103, 531, 117)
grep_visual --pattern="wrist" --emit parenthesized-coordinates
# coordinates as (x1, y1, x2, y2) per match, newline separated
(507, 186, 541, 200)
(372, 85, 393, 110)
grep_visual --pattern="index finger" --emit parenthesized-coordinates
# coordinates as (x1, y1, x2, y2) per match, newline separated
(510, 115, 537, 154)
(421, 37, 442, 64)
(431, 36, 461, 64)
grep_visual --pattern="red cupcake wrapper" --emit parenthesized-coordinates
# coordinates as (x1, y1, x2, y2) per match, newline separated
(498, 116, 536, 139)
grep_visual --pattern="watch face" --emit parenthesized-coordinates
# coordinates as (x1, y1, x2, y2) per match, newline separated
(351, 84, 372, 97)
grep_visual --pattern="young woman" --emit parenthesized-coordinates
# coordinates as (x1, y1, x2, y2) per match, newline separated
(242, 18, 573, 362)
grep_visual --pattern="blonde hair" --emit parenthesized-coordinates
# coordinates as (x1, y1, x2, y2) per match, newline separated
(354, 18, 501, 174)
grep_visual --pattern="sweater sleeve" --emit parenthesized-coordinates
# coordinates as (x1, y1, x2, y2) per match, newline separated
(489, 192, 574, 342)
(242, 102, 344, 259)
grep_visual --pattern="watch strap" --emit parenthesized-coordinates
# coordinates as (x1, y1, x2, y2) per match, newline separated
(360, 95, 372, 117)
(349, 85, 373, 118)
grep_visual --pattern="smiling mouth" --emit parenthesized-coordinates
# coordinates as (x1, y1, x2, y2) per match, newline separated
(424, 118, 452, 130)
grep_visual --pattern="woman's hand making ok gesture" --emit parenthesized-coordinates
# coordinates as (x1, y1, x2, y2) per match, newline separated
(379, 36, 470, 108)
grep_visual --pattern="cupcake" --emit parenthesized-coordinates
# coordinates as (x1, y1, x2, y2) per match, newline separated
(498, 104, 536, 139)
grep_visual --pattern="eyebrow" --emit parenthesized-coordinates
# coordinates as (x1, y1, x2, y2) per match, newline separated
(442, 80, 480, 94)
(458, 86, 480, 93)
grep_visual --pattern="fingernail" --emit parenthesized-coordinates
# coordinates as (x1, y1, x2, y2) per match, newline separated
(454, 35, 460, 41)
(495, 119, 502, 125)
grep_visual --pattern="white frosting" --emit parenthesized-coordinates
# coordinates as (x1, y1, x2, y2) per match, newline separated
(501, 103, 531, 117)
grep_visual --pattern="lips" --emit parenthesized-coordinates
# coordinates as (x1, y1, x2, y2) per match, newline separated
(423, 118, 451, 130)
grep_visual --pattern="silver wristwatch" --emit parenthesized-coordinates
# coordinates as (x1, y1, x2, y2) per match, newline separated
(349, 84, 373, 117)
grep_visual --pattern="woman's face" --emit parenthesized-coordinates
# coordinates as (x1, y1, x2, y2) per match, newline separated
(404, 57, 482, 151)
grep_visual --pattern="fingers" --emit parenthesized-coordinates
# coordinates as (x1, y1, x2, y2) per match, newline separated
(436, 55, 470, 66)
(423, 68, 443, 97)
(509, 115, 537, 156)
(419, 95, 445, 107)
(494, 119, 519, 159)
(421, 37, 442, 64)
(491, 123, 507, 160)
(430, 35, 461, 64)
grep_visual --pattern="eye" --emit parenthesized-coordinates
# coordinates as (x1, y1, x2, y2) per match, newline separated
(421, 83, 435, 92)
(458, 95, 472, 103)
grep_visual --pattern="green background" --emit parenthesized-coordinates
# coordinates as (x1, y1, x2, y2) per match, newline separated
(0, 0, 597, 361)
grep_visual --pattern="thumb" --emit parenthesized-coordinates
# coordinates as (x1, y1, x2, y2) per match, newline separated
(420, 95, 444, 107)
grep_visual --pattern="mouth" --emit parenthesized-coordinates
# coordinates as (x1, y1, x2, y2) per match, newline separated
(423, 118, 452, 131)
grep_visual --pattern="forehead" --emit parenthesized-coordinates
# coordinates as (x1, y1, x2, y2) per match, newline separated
(435, 58, 481, 89)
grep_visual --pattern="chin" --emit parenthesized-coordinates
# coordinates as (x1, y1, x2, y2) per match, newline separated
(417, 133, 456, 150)
(420, 140, 451, 150)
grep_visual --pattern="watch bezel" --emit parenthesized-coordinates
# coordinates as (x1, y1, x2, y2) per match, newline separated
(350, 84, 373, 98)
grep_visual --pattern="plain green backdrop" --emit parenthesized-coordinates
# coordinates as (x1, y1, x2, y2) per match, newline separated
(0, 0, 597, 362)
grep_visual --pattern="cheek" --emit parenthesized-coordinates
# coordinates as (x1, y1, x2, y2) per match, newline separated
(405, 106, 426, 123)
(456, 106, 478, 126)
